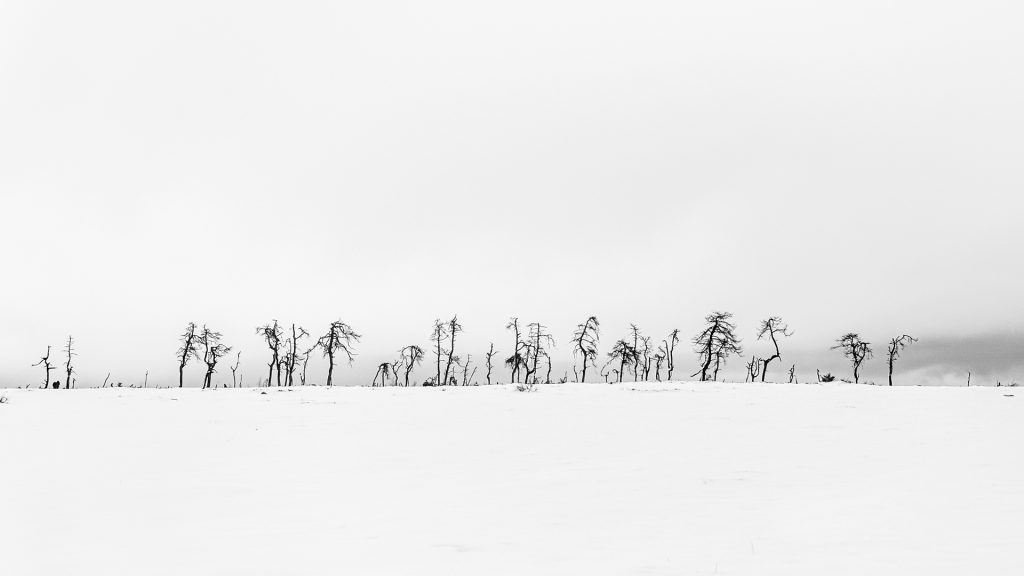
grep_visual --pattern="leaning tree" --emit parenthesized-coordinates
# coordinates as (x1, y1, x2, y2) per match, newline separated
(399, 344, 424, 387)
(832, 333, 872, 383)
(886, 334, 917, 386)
(177, 322, 199, 388)
(692, 312, 742, 382)
(316, 320, 361, 387)
(571, 316, 600, 383)
(756, 316, 792, 382)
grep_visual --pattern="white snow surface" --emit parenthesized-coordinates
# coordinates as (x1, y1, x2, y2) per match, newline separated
(2, 382, 1022, 575)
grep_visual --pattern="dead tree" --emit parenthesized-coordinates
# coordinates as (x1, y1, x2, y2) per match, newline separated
(886, 335, 918, 386)
(442, 316, 463, 387)
(372, 362, 391, 387)
(543, 351, 552, 384)
(177, 322, 199, 388)
(571, 316, 600, 383)
(525, 323, 554, 384)
(285, 324, 309, 387)
(431, 319, 448, 387)
(788, 364, 796, 384)
(832, 333, 872, 383)
(197, 326, 231, 389)
(639, 336, 653, 381)
(256, 320, 284, 387)
(485, 343, 497, 385)
(63, 336, 75, 390)
(461, 354, 477, 386)
(505, 317, 526, 383)
(745, 355, 761, 382)
(390, 358, 402, 386)
(692, 312, 742, 382)
(653, 350, 665, 381)
(316, 320, 361, 386)
(400, 344, 424, 387)
(33, 346, 55, 389)
(300, 346, 315, 386)
(756, 317, 792, 382)
(605, 339, 639, 383)
(230, 351, 241, 388)
(665, 329, 680, 380)
(629, 325, 643, 381)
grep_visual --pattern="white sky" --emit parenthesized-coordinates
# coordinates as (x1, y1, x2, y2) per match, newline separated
(2, 1, 1023, 387)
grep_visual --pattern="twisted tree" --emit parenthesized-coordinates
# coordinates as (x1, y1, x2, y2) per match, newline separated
(256, 320, 284, 387)
(756, 317, 792, 382)
(177, 322, 199, 388)
(505, 318, 526, 383)
(485, 343, 497, 385)
(399, 344, 424, 387)
(605, 339, 638, 383)
(832, 333, 872, 383)
(316, 320, 360, 386)
(197, 326, 231, 389)
(665, 329, 680, 380)
(571, 316, 600, 383)
(886, 334, 917, 386)
(33, 345, 55, 389)
(692, 312, 742, 382)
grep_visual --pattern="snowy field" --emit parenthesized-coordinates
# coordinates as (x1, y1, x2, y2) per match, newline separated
(2, 382, 1022, 575)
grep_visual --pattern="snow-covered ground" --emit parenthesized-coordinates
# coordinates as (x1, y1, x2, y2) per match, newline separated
(2, 382, 1021, 575)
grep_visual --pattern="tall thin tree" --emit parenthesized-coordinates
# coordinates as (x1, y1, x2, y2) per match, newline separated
(571, 316, 600, 383)
(63, 336, 75, 390)
(177, 322, 199, 388)
(756, 317, 792, 382)
(33, 346, 55, 389)
(256, 320, 284, 387)
(886, 334, 917, 386)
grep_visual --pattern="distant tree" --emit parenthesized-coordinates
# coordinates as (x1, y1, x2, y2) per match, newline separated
(316, 320, 360, 387)
(832, 333, 872, 383)
(505, 318, 526, 383)
(285, 324, 309, 387)
(390, 358, 402, 387)
(256, 320, 284, 387)
(756, 317, 792, 381)
(886, 334, 918, 386)
(629, 325, 643, 381)
(665, 329, 680, 380)
(745, 355, 761, 382)
(525, 322, 554, 384)
(431, 319, 448, 387)
(571, 316, 600, 383)
(605, 339, 639, 383)
(692, 312, 742, 382)
(372, 362, 391, 387)
(638, 335, 653, 381)
(176, 322, 200, 388)
(442, 316, 463, 388)
(63, 335, 75, 390)
(788, 364, 796, 384)
(33, 345, 55, 389)
(653, 349, 665, 381)
(484, 343, 497, 385)
(230, 351, 241, 388)
(300, 346, 315, 386)
(399, 344, 424, 387)
(461, 354, 477, 386)
(197, 326, 231, 389)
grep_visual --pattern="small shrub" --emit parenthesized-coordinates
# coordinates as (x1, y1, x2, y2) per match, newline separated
(819, 373, 836, 383)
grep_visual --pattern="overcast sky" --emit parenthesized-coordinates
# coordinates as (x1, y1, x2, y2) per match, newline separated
(2, 1, 1022, 387)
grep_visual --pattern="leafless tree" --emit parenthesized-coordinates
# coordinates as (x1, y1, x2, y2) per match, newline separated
(442, 316, 463, 387)
(484, 343, 497, 385)
(571, 316, 600, 383)
(431, 319, 448, 387)
(653, 349, 665, 381)
(525, 322, 554, 384)
(692, 312, 742, 382)
(505, 317, 526, 383)
(886, 334, 918, 386)
(285, 324, 309, 387)
(832, 333, 872, 383)
(745, 355, 761, 382)
(638, 335, 653, 381)
(63, 335, 75, 390)
(400, 344, 424, 387)
(177, 322, 199, 388)
(665, 329, 680, 380)
(230, 351, 241, 388)
(316, 320, 360, 387)
(756, 317, 792, 381)
(788, 364, 796, 384)
(33, 345, 55, 389)
(629, 324, 643, 381)
(605, 339, 639, 383)
(390, 358, 402, 386)
(197, 326, 231, 389)
(461, 354, 477, 386)
(372, 362, 391, 387)
(300, 346, 315, 386)
(256, 320, 284, 387)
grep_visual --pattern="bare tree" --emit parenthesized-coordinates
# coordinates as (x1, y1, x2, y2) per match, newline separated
(230, 351, 241, 388)
(285, 324, 309, 387)
(63, 336, 75, 390)
(756, 317, 792, 381)
(461, 354, 477, 386)
(300, 346, 315, 386)
(33, 346, 55, 389)
(665, 329, 680, 381)
(788, 364, 796, 384)
(442, 316, 463, 387)
(177, 322, 199, 388)
(431, 319, 448, 387)
(390, 358, 402, 386)
(744, 355, 761, 382)
(525, 322, 554, 384)
(692, 312, 742, 382)
(628, 325, 643, 381)
(638, 335, 653, 381)
(372, 362, 391, 387)
(256, 320, 284, 387)
(316, 320, 360, 387)
(605, 339, 639, 383)
(653, 349, 665, 381)
(197, 326, 231, 389)
(484, 343, 497, 385)
(886, 334, 918, 386)
(571, 316, 600, 383)
(399, 344, 424, 387)
(832, 333, 872, 383)
(505, 317, 526, 383)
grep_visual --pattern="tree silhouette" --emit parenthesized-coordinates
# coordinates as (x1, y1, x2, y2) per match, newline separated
(33, 345, 55, 389)
(756, 317, 792, 382)
(442, 316, 463, 387)
(832, 333, 872, 383)
(316, 320, 360, 387)
(484, 343, 497, 385)
(197, 326, 231, 389)
(399, 344, 424, 387)
(431, 319, 448, 387)
(505, 317, 526, 383)
(176, 322, 199, 388)
(372, 362, 391, 387)
(571, 316, 600, 383)
(886, 335, 917, 386)
(256, 321, 284, 387)
(692, 312, 742, 382)
(525, 322, 554, 384)
(629, 325, 643, 381)
(63, 335, 75, 390)
(230, 351, 241, 388)
(605, 339, 639, 383)
(285, 324, 309, 387)
(664, 329, 680, 380)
